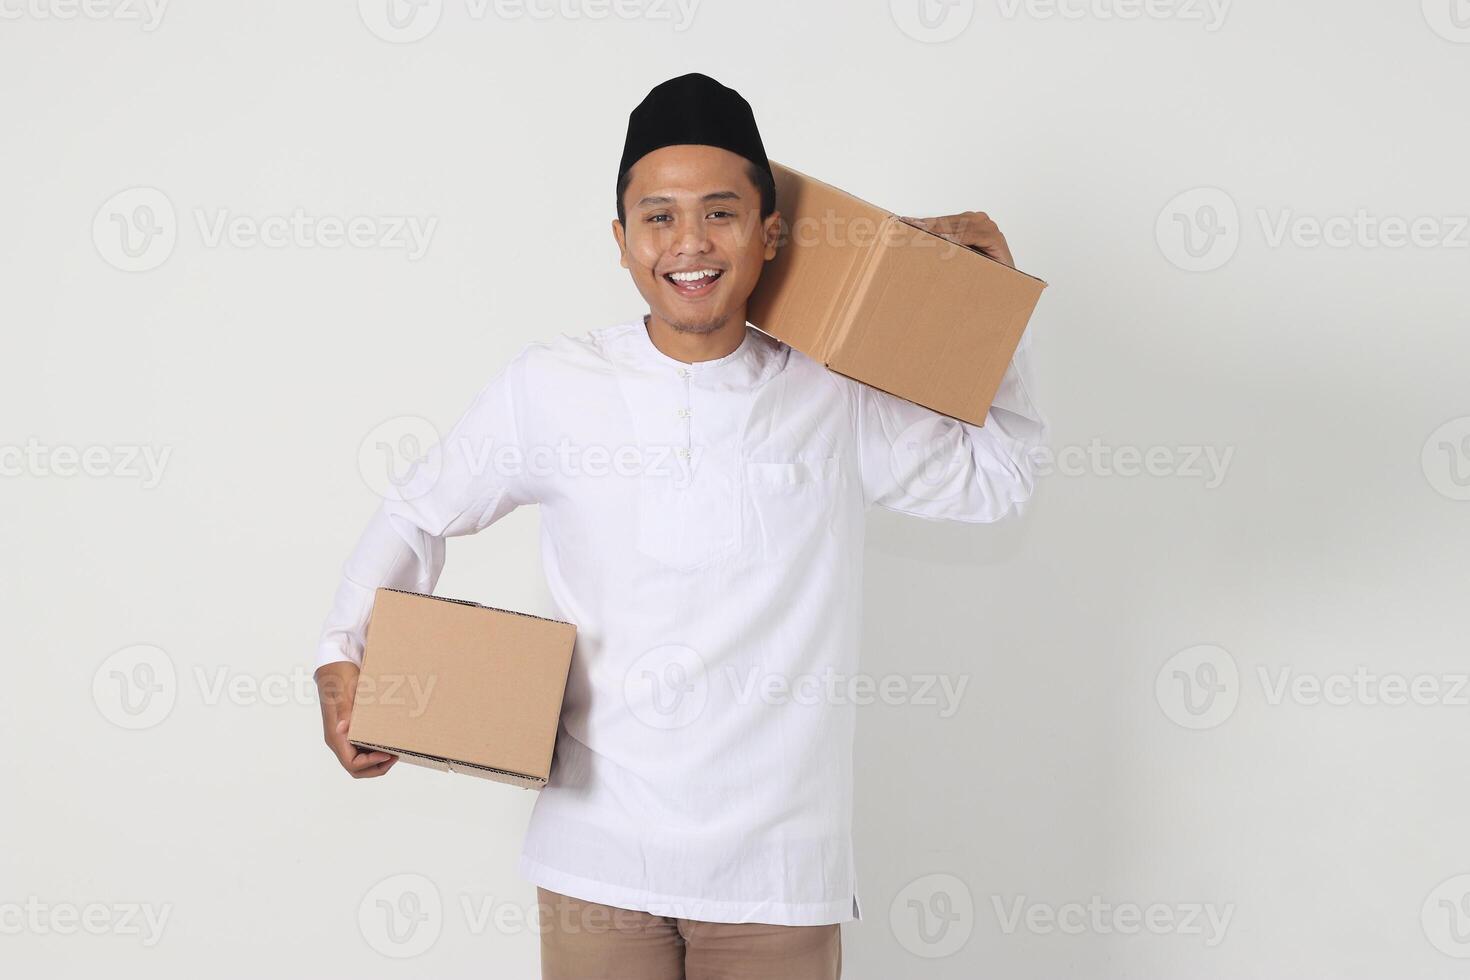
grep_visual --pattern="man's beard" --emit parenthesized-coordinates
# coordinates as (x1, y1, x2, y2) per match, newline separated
(648, 310, 729, 336)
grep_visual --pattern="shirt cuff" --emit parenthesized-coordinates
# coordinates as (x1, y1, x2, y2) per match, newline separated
(314, 641, 362, 672)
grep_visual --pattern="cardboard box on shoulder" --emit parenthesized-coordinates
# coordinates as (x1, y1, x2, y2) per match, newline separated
(747, 161, 1048, 426)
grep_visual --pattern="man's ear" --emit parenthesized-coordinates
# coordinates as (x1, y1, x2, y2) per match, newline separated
(762, 210, 781, 261)
(611, 218, 629, 269)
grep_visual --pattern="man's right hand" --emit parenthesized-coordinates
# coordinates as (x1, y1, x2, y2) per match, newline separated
(315, 661, 398, 778)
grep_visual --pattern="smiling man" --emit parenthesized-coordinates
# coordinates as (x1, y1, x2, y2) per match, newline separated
(313, 72, 1045, 979)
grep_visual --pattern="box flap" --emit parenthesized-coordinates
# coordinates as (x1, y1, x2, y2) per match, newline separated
(746, 162, 890, 361)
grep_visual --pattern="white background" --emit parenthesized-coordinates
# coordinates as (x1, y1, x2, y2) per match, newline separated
(3, 0, 1468, 976)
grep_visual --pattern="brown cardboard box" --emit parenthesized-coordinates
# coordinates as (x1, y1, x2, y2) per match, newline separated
(747, 161, 1048, 426)
(347, 587, 576, 790)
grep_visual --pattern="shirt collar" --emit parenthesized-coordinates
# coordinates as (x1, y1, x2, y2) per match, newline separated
(610, 315, 786, 388)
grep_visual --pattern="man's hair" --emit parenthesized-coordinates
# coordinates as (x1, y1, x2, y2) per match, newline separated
(616, 159, 776, 228)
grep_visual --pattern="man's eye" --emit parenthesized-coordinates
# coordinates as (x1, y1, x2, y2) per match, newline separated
(645, 211, 732, 224)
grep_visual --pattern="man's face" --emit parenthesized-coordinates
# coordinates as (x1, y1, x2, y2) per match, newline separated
(612, 144, 779, 336)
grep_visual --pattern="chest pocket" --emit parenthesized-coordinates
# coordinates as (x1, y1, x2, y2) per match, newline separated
(742, 453, 843, 557)
(745, 454, 841, 489)
(636, 453, 742, 572)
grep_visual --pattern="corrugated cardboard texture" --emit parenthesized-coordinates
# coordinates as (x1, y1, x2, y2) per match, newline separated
(347, 588, 576, 789)
(346, 739, 547, 790)
(747, 161, 1048, 426)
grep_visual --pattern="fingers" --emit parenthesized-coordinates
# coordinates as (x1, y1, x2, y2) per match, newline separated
(901, 211, 1001, 246)
(317, 663, 389, 778)
(349, 752, 396, 775)
(340, 744, 397, 777)
(338, 738, 395, 772)
(940, 212, 999, 246)
(905, 212, 1015, 266)
(355, 756, 398, 779)
(354, 750, 398, 778)
(325, 723, 396, 776)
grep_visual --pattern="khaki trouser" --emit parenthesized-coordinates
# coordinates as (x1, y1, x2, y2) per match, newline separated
(537, 887, 843, 980)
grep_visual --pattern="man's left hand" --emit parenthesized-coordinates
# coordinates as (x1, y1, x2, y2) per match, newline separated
(899, 211, 1015, 268)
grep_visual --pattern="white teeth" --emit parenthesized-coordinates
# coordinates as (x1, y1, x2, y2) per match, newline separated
(668, 269, 719, 283)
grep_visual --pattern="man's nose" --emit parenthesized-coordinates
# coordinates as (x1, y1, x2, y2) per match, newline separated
(673, 218, 713, 254)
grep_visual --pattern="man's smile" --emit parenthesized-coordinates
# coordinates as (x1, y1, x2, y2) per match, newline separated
(662, 266, 724, 298)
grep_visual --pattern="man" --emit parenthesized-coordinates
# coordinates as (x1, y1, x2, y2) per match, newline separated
(313, 72, 1045, 979)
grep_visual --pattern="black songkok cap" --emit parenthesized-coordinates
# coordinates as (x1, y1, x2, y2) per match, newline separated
(617, 73, 773, 193)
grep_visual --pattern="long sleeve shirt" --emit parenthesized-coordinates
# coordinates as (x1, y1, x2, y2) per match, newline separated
(314, 315, 1046, 926)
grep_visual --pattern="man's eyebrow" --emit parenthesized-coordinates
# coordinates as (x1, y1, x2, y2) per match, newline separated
(636, 190, 744, 208)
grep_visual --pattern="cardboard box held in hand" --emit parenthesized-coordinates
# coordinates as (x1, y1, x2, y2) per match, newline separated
(347, 587, 577, 790)
(746, 161, 1048, 426)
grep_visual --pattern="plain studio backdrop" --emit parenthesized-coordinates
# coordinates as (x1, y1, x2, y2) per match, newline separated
(3, 1, 1467, 977)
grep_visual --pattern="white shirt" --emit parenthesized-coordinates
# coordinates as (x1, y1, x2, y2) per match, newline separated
(315, 315, 1045, 926)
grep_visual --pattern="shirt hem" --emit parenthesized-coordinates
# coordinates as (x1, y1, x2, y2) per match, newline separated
(519, 854, 857, 927)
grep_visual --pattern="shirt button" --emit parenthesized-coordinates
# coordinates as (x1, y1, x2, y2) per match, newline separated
(676, 408, 691, 419)
(676, 448, 691, 459)
(677, 368, 691, 378)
